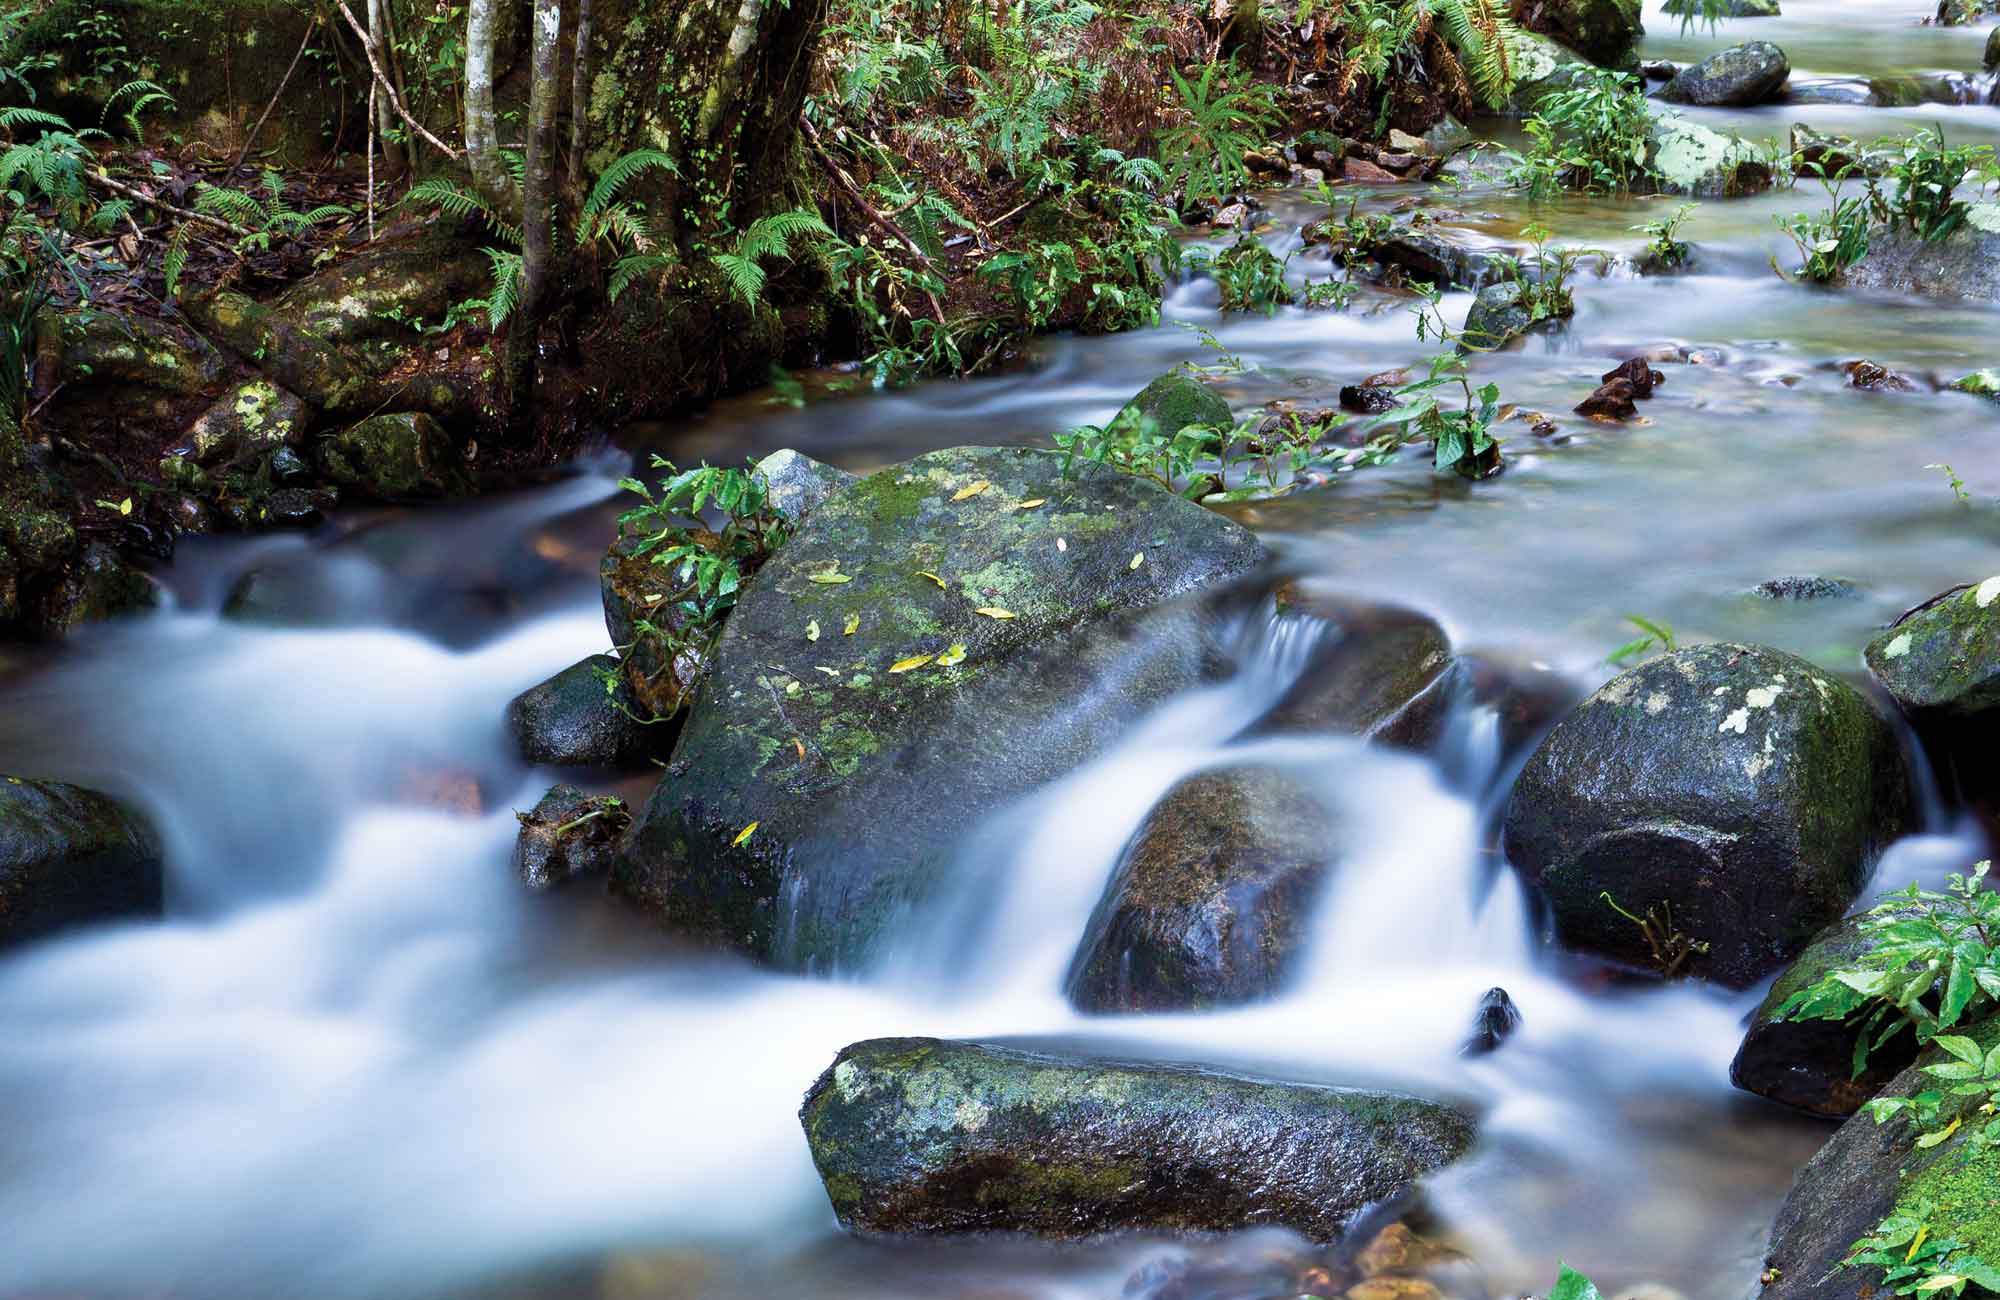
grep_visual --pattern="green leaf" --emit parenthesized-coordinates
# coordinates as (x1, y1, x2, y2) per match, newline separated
(1548, 1264, 1604, 1300)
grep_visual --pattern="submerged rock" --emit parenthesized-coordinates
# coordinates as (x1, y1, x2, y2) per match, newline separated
(1866, 578, 2000, 722)
(1247, 586, 1457, 746)
(1502, 643, 1910, 987)
(1067, 766, 1338, 1013)
(0, 777, 163, 950)
(1371, 229, 1516, 292)
(1754, 576, 1860, 602)
(1460, 282, 1544, 351)
(1462, 987, 1523, 1056)
(800, 1036, 1475, 1239)
(1112, 371, 1232, 434)
(1841, 210, 2000, 301)
(1661, 41, 1790, 105)
(1842, 359, 1918, 392)
(506, 654, 666, 768)
(1760, 1019, 2000, 1300)
(1730, 911, 1917, 1116)
(513, 784, 630, 890)
(615, 446, 1267, 969)
(317, 412, 466, 501)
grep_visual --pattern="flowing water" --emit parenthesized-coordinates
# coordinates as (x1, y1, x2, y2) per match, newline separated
(3, 4, 1999, 1298)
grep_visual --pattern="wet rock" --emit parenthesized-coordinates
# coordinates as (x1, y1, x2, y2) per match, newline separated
(1866, 578, 2000, 723)
(1344, 157, 1403, 184)
(1949, 367, 2000, 401)
(753, 449, 855, 526)
(1603, 356, 1665, 397)
(598, 530, 710, 722)
(317, 412, 466, 501)
(1067, 765, 1339, 1013)
(1462, 987, 1522, 1056)
(1372, 229, 1514, 292)
(1502, 643, 1911, 987)
(1753, 576, 1859, 602)
(1245, 150, 1291, 178)
(1377, 152, 1422, 174)
(1212, 202, 1249, 230)
(1760, 1019, 2000, 1300)
(1841, 208, 2000, 301)
(187, 379, 309, 466)
(1666, 0, 1777, 13)
(1787, 124, 1881, 177)
(1525, 0, 1644, 66)
(1661, 41, 1790, 106)
(1340, 384, 1401, 414)
(1112, 371, 1233, 434)
(36, 541, 160, 634)
(1461, 652, 1585, 760)
(513, 784, 630, 890)
(1786, 77, 1878, 107)
(267, 445, 313, 484)
(506, 654, 668, 768)
(1460, 282, 1540, 351)
(1842, 359, 1918, 392)
(799, 1036, 1475, 1239)
(270, 239, 491, 349)
(0, 776, 163, 950)
(1575, 379, 1641, 420)
(58, 312, 225, 395)
(1645, 116, 1776, 196)
(1987, 26, 2000, 69)
(1505, 31, 1589, 114)
(1248, 586, 1457, 747)
(1422, 116, 1475, 156)
(259, 487, 324, 528)
(1729, 911, 1918, 1116)
(615, 446, 1267, 969)
(1387, 129, 1430, 154)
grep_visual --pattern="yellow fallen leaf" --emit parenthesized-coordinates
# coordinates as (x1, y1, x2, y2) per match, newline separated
(808, 572, 852, 584)
(1015, 499, 1047, 510)
(889, 654, 936, 673)
(1056, 537, 1067, 552)
(952, 480, 991, 501)
(1129, 551, 1145, 571)
(118, 498, 133, 516)
(793, 738, 806, 759)
(843, 613, 859, 635)
(936, 643, 967, 667)
(806, 620, 821, 642)
(813, 666, 840, 677)
(974, 607, 1016, 619)
(785, 680, 801, 695)
(917, 570, 947, 588)
(732, 821, 759, 846)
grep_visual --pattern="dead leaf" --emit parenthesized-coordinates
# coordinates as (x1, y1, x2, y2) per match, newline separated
(974, 607, 1016, 619)
(808, 572, 852, 585)
(842, 613, 859, 635)
(936, 643, 967, 667)
(1014, 499, 1047, 510)
(889, 653, 936, 673)
(917, 570, 947, 588)
(1056, 537, 1067, 553)
(732, 822, 759, 846)
(793, 738, 806, 759)
(951, 481, 991, 501)
(1129, 551, 1145, 571)
(806, 620, 821, 642)
(813, 666, 840, 677)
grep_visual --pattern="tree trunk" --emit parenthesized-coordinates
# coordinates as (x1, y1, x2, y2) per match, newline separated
(463, 0, 520, 221)
(509, 0, 562, 411)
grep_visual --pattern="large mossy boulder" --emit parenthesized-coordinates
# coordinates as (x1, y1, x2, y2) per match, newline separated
(316, 413, 466, 501)
(1504, 31, 1588, 114)
(505, 654, 665, 768)
(186, 379, 309, 466)
(1840, 208, 2000, 302)
(800, 1037, 1474, 1239)
(1760, 1019, 2000, 1300)
(1866, 578, 2000, 723)
(0, 777, 163, 950)
(1112, 371, 1232, 434)
(1730, 911, 1919, 1117)
(1067, 766, 1338, 1013)
(1502, 643, 1910, 987)
(614, 446, 1267, 969)
(1661, 41, 1791, 105)
(1520, 0, 1643, 66)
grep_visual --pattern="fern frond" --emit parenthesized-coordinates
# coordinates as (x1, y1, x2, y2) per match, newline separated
(164, 225, 193, 298)
(583, 148, 678, 216)
(711, 251, 767, 306)
(0, 106, 69, 131)
(403, 176, 521, 242)
(193, 184, 266, 225)
(607, 251, 675, 302)
(483, 247, 522, 328)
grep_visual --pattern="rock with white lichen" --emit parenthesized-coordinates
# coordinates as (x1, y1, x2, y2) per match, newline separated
(1502, 643, 1910, 987)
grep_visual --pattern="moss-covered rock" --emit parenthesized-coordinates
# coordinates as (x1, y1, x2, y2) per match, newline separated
(1866, 579, 2000, 722)
(1760, 1017, 2000, 1300)
(1645, 114, 1776, 197)
(614, 446, 1267, 969)
(506, 654, 668, 768)
(1520, 0, 1642, 65)
(35, 541, 160, 634)
(1112, 371, 1232, 435)
(1503, 31, 1589, 114)
(800, 1037, 1475, 1239)
(1949, 368, 2000, 402)
(59, 312, 225, 396)
(1661, 41, 1791, 105)
(598, 531, 710, 722)
(1459, 282, 1543, 351)
(1841, 209, 2000, 302)
(1729, 911, 1919, 1116)
(1502, 643, 1910, 987)
(1246, 586, 1457, 746)
(513, 783, 631, 890)
(0, 775, 162, 950)
(316, 413, 466, 501)
(1067, 765, 1338, 1013)
(270, 240, 492, 351)
(187, 379, 309, 466)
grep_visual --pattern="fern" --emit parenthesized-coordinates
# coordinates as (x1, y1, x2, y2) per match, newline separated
(100, 79, 175, 139)
(0, 106, 69, 132)
(1424, 0, 1518, 110)
(482, 247, 522, 328)
(403, 175, 524, 243)
(711, 252, 766, 305)
(163, 224, 192, 298)
(708, 208, 832, 307)
(583, 148, 678, 216)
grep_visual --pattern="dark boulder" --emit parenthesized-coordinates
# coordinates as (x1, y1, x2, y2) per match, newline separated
(614, 446, 1267, 969)
(800, 1036, 1475, 1239)
(1729, 910, 1918, 1117)
(1522, 0, 1644, 67)
(1067, 765, 1338, 1013)
(1113, 370, 1233, 434)
(506, 654, 668, 768)
(0, 777, 163, 950)
(1461, 987, 1522, 1056)
(1661, 42, 1791, 106)
(317, 413, 467, 501)
(1247, 584, 1457, 747)
(1502, 643, 1910, 987)
(513, 784, 630, 890)
(1866, 578, 2000, 723)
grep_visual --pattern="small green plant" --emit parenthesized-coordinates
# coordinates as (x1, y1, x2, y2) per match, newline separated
(165, 170, 352, 295)
(1876, 126, 1996, 245)
(1774, 174, 1870, 284)
(1507, 69, 1655, 198)
(1193, 234, 1294, 314)
(1601, 891, 1710, 978)
(1926, 463, 1972, 505)
(1843, 1203, 2000, 1298)
(712, 208, 834, 307)
(1052, 400, 1226, 500)
(1156, 61, 1281, 210)
(1494, 222, 1588, 324)
(1607, 613, 1677, 665)
(1549, 1264, 1604, 1300)
(1636, 202, 1697, 270)
(1358, 288, 1504, 479)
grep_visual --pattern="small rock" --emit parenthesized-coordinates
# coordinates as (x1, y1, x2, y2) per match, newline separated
(1461, 987, 1522, 1056)
(267, 445, 313, 484)
(1346, 1279, 1444, 1300)
(1460, 283, 1536, 351)
(1386, 128, 1430, 155)
(1340, 384, 1401, 414)
(1948, 367, 2000, 402)
(506, 653, 670, 768)
(1244, 149, 1291, 177)
(1575, 379, 1640, 420)
(0, 776, 163, 951)
(513, 783, 630, 890)
(1212, 202, 1249, 230)
(1376, 152, 1421, 174)
(1249, 587, 1457, 746)
(1602, 356, 1665, 397)
(1661, 41, 1791, 106)
(1344, 157, 1403, 184)
(1987, 26, 2000, 70)
(187, 379, 309, 466)
(1113, 370, 1233, 434)
(1866, 578, 2000, 722)
(317, 412, 466, 501)
(1753, 576, 1859, 602)
(1842, 359, 1918, 392)
(260, 488, 323, 528)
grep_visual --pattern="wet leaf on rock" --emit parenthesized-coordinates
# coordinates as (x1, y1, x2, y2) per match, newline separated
(889, 653, 936, 673)
(806, 620, 821, 641)
(974, 607, 1016, 619)
(843, 613, 860, 635)
(936, 643, 967, 667)
(917, 570, 947, 588)
(732, 821, 759, 846)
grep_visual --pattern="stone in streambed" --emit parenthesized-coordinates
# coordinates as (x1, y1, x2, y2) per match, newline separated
(1866, 579, 2000, 724)
(1729, 911, 1919, 1116)
(0, 776, 163, 950)
(614, 446, 1267, 969)
(1661, 42, 1790, 106)
(186, 379, 310, 466)
(799, 1036, 1475, 1239)
(1840, 208, 2000, 302)
(506, 654, 668, 768)
(1753, 576, 1860, 602)
(1112, 371, 1232, 435)
(1246, 584, 1457, 747)
(1528, 0, 1644, 67)
(1461, 987, 1522, 1056)
(1502, 643, 1911, 987)
(317, 412, 467, 501)
(1949, 368, 2000, 402)
(1067, 765, 1338, 1013)
(753, 448, 855, 525)
(513, 783, 630, 890)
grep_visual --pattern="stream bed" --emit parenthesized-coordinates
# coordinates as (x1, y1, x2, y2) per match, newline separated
(2, 2, 1998, 1297)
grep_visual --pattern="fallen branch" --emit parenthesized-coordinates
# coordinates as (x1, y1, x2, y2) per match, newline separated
(87, 170, 251, 238)
(803, 118, 946, 324)
(332, 0, 462, 160)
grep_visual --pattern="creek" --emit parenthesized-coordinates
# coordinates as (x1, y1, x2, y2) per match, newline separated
(1, 2, 1997, 1296)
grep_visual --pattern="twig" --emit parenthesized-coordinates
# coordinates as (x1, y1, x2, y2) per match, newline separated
(802, 118, 947, 324)
(26, 382, 63, 422)
(332, 0, 462, 160)
(87, 170, 251, 237)
(229, 18, 319, 178)
(366, 75, 378, 240)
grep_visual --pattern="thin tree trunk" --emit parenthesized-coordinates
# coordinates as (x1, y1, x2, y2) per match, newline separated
(509, 0, 563, 410)
(367, 0, 406, 173)
(567, 0, 593, 189)
(463, 0, 519, 218)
